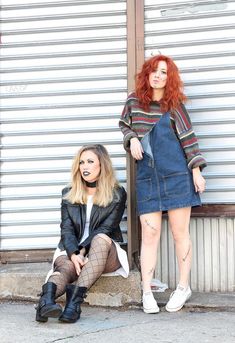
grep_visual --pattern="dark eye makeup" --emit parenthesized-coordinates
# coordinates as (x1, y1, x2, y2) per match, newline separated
(79, 159, 94, 165)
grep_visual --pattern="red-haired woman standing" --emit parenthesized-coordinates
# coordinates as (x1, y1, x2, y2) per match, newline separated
(119, 55, 206, 314)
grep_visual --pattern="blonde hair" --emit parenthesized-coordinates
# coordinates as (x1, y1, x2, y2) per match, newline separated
(65, 144, 119, 207)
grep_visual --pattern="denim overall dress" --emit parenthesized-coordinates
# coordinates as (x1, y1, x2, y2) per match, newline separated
(136, 112, 201, 215)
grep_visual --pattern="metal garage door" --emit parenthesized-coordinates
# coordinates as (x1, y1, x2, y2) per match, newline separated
(0, 0, 127, 253)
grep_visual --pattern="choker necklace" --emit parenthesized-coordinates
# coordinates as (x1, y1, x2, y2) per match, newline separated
(85, 180, 97, 188)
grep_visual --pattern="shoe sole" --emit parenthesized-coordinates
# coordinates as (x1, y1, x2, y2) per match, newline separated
(165, 292, 192, 313)
(59, 316, 78, 323)
(35, 313, 48, 322)
(41, 306, 63, 318)
(143, 307, 160, 314)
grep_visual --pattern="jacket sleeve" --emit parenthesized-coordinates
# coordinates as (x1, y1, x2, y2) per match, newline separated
(172, 104, 207, 170)
(119, 94, 138, 151)
(60, 191, 80, 258)
(79, 187, 127, 252)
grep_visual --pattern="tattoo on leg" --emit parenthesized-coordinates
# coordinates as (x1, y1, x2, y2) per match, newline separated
(145, 219, 158, 231)
(182, 245, 191, 262)
(148, 268, 154, 275)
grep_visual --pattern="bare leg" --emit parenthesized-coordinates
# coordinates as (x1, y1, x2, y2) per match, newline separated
(168, 207, 192, 288)
(140, 212, 162, 292)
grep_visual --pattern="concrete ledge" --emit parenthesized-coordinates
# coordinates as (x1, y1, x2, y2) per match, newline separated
(0, 262, 141, 307)
(1, 263, 235, 311)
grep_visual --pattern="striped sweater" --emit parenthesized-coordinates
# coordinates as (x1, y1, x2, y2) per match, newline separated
(119, 92, 207, 170)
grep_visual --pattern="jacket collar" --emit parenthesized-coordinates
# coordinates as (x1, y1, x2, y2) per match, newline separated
(89, 204, 99, 223)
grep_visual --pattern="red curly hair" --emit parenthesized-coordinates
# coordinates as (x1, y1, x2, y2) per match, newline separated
(135, 55, 187, 112)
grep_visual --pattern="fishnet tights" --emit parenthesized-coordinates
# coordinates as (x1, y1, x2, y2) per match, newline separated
(48, 255, 77, 298)
(48, 235, 121, 298)
(75, 235, 121, 288)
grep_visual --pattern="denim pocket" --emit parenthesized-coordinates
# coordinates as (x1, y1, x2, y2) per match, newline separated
(163, 172, 190, 198)
(136, 178, 152, 202)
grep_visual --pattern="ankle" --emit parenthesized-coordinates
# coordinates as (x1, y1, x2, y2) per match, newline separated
(142, 281, 152, 294)
(143, 290, 153, 296)
(177, 283, 189, 290)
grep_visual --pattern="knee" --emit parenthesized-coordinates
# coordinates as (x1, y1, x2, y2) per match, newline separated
(92, 233, 112, 245)
(54, 256, 73, 270)
(141, 224, 160, 245)
(171, 228, 190, 243)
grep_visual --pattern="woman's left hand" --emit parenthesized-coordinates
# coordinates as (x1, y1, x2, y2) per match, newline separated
(192, 167, 206, 193)
(71, 253, 88, 276)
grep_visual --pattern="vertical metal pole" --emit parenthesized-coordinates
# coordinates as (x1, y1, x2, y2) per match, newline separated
(126, 0, 145, 268)
(135, 0, 145, 72)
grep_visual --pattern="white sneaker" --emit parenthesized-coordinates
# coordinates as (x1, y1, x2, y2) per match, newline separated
(165, 285, 192, 312)
(143, 291, 160, 314)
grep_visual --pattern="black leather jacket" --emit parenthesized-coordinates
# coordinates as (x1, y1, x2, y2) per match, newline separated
(58, 186, 127, 258)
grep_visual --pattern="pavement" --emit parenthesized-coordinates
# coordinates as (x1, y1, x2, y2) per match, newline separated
(1, 263, 235, 342)
(1, 300, 235, 343)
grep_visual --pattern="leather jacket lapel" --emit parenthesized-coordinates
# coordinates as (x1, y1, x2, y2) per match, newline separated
(81, 204, 86, 228)
(89, 204, 99, 229)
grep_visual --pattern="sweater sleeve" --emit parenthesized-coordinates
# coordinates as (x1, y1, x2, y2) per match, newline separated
(119, 94, 138, 151)
(172, 104, 207, 170)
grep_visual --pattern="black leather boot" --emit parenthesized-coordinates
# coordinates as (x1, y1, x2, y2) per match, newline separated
(35, 282, 63, 322)
(59, 285, 87, 323)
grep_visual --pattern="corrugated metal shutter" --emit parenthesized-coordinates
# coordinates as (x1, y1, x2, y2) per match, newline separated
(158, 217, 235, 292)
(144, 0, 235, 291)
(144, 0, 235, 204)
(0, 0, 127, 251)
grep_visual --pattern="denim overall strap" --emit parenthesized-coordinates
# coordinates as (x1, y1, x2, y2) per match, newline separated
(140, 113, 167, 167)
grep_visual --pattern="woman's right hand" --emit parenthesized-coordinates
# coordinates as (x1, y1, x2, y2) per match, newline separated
(71, 253, 88, 276)
(130, 137, 143, 160)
